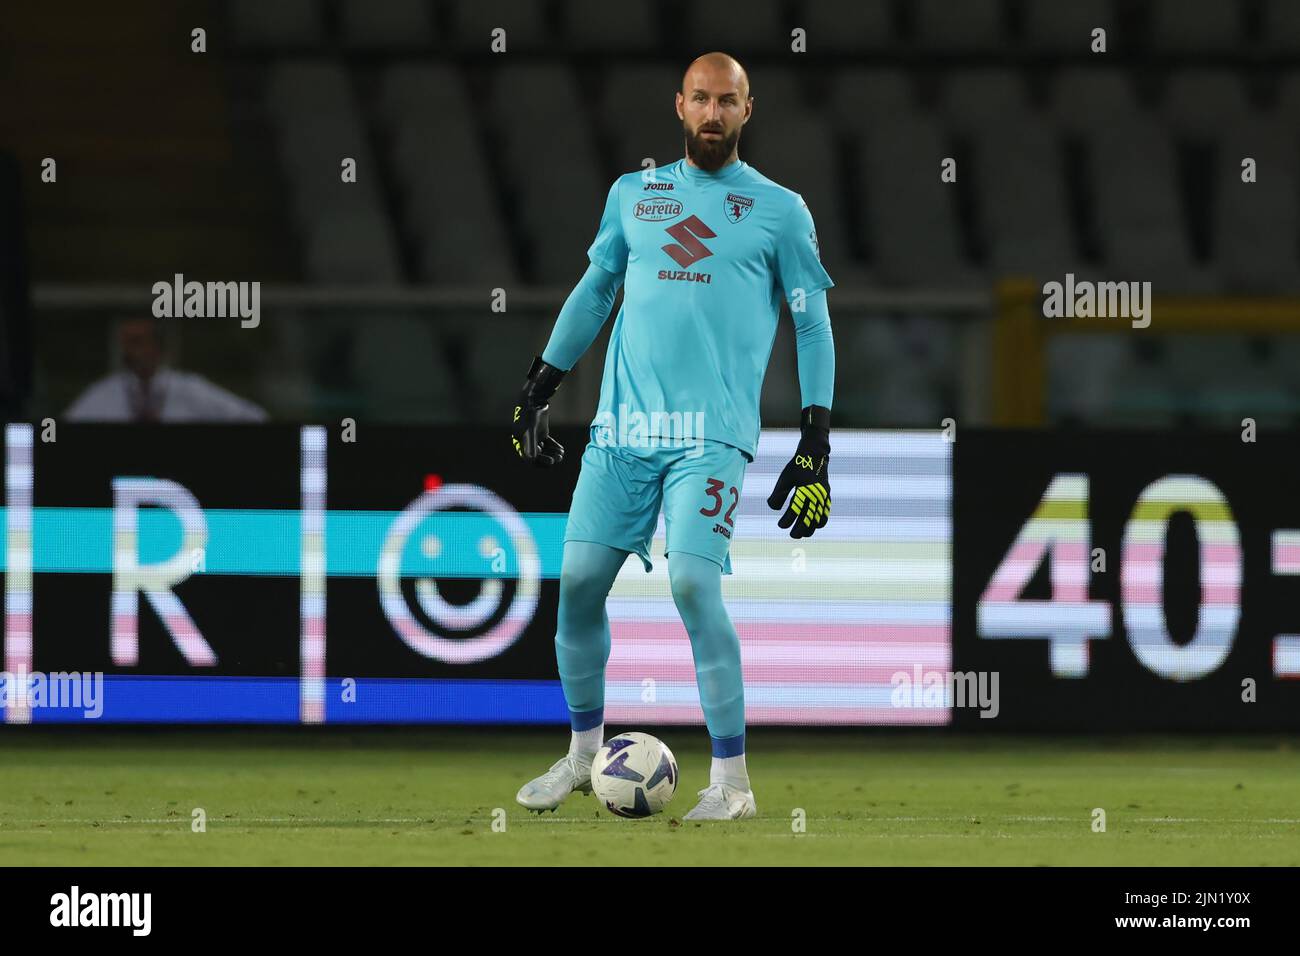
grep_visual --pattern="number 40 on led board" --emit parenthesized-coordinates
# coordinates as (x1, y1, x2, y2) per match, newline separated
(976, 473, 1300, 681)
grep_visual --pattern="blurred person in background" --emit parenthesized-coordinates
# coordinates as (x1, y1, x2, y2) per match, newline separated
(64, 316, 267, 423)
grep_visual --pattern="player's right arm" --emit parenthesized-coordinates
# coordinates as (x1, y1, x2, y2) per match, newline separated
(511, 179, 628, 465)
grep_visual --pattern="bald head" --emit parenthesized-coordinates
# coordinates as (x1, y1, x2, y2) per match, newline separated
(676, 52, 752, 171)
(681, 52, 750, 101)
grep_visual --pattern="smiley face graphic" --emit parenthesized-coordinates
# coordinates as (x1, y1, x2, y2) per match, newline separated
(377, 484, 540, 664)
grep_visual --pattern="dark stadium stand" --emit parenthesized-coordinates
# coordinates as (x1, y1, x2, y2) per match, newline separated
(4, 0, 1298, 426)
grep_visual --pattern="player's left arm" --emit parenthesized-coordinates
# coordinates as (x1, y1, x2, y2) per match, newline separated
(767, 198, 836, 538)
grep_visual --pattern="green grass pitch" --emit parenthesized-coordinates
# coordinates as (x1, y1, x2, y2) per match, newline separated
(0, 730, 1296, 866)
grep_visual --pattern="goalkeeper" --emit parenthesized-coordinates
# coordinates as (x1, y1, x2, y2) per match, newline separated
(513, 52, 835, 820)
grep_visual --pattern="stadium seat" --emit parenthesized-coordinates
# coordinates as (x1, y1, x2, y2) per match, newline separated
(1262, 0, 1300, 54)
(376, 63, 466, 129)
(1213, 118, 1300, 293)
(802, 0, 894, 53)
(465, 315, 554, 407)
(376, 68, 519, 284)
(749, 67, 806, 123)
(389, 118, 519, 285)
(266, 61, 389, 240)
(489, 63, 585, 136)
(229, 0, 324, 48)
(858, 117, 981, 288)
(1022, 0, 1114, 54)
(1046, 337, 1153, 425)
(971, 126, 1075, 280)
(759, 316, 800, 420)
(1051, 68, 1142, 133)
(1276, 72, 1300, 120)
(265, 59, 355, 115)
(1163, 70, 1252, 138)
(256, 309, 322, 415)
(303, 206, 402, 282)
(897, 312, 960, 394)
(451, 0, 550, 52)
(834, 315, 949, 425)
(563, 0, 657, 51)
(603, 61, 684, 169)
(338, 0, 435, 50)
(831, 69, 918, 132)
(489, 64, 607, 279)
(690, 0, 788, 53)
(1087, 124, 1219, 292)
(913, 0, 1006, 52)
(744, 116, 859, 281)
(1160, 336, 1274, 415)
(939, 69, 1031, 135)
(1149, 0, 1243, 53)
(352, 314, 461, 421)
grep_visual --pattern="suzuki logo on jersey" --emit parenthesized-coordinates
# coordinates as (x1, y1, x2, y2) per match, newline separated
(724, 192, 754, 223)
(657, 269, 712, 283)
(661, 215, 715, 269)
(635, 198, 683, 221)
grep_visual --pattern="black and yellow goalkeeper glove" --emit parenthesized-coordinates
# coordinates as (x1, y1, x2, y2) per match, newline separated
(767, 405, 831, 538)
(512, 355, 566, 467)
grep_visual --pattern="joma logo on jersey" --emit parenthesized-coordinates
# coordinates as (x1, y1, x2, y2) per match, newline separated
(635, 198, 683, 221)
(643, 181, 675, 191)
(724, 192, 754, 223)
(658, 269, 712, 283)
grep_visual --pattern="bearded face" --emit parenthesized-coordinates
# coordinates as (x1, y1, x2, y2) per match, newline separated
(682, 116, 742, 171)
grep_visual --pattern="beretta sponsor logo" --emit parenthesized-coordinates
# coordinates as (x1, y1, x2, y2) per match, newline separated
(634, 197, 683, 222)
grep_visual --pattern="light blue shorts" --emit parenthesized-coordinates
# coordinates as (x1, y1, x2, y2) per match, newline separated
(563, 429, 750, 575)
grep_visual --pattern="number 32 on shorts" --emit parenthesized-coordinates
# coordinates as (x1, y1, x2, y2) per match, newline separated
(699, 477, 739, 539)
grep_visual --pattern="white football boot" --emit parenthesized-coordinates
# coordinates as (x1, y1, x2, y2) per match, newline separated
(515, 753, 593, 813)
(682, 782, 757, 820)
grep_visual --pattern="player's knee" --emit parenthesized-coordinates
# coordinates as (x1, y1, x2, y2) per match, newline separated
(559, 561, 609, 607)
(669, 566, 712, 619)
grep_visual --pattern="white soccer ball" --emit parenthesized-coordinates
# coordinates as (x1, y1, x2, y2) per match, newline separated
(590, 732, 679, 818)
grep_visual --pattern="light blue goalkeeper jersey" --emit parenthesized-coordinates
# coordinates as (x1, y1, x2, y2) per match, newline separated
(584, 158, 834, 460)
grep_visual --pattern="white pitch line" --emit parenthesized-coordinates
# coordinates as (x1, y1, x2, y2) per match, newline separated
(1, 815, 1296, 828)
(0, 817, 435, 826)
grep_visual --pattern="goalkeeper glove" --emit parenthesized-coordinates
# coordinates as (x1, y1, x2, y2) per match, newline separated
(512, 355, 566, 467)
(767, 404, 831, 538)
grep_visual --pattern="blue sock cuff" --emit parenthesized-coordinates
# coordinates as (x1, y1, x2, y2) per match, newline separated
(569, 706, 604, 732)
(710, 733, 746, 758)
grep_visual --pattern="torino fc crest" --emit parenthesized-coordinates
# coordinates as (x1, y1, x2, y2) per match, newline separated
(724, 192, 754, 223)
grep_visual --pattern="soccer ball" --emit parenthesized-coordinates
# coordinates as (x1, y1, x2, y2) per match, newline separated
(590, 732, 678, 818)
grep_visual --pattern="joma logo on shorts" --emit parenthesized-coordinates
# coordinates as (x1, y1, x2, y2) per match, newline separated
(712, 523, 732, 539)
